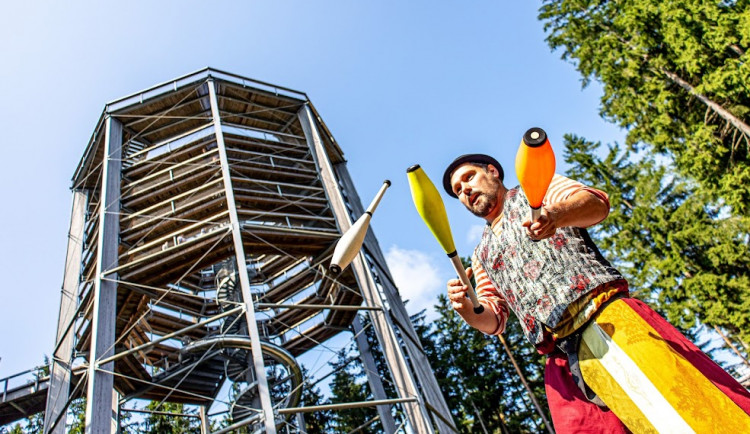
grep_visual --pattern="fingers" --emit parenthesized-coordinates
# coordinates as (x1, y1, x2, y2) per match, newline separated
(447, 265, 475, 311)
(447, 278, 468, 310)
(522, 210, 557, 240)
(522, 215, 547, 230)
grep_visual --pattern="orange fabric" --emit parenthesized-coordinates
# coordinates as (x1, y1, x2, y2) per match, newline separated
(548, 280, 628, 340)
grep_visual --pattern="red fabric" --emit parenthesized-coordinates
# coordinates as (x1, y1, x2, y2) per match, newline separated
(621, 297, 750, 415)
(544, 298, 750, 433)
(544, 352, 630, 434)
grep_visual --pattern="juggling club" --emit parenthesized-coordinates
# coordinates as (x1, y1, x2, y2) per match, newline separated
(406, 164, 484, 314)
(329, 180, 391, 275)
(515, 127, 556, 222)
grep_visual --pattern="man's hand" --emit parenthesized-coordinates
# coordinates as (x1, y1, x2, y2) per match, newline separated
(447, 267, 502, 334)
(447, 267, 475, 312)
(521, 189, 610, 240)
(522, 207, 558, 240)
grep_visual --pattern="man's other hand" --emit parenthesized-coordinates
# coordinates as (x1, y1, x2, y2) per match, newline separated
(447, 267, 474, 312)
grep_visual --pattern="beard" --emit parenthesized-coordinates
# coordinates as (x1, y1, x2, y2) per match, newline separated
(465, 177, 503, 218)
(467, 192, 497, 217)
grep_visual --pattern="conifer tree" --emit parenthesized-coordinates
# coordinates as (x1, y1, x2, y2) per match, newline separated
(299, 367, 333, 433)
(418, 295, 550, 433)
(539, 0, 750, 213)
(139, 401, 201, 433)
(328, 346, 381, 433)
(65, 398, 86, 434)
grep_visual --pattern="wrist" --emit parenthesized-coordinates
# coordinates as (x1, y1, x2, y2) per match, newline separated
(544, 205, 562, 228)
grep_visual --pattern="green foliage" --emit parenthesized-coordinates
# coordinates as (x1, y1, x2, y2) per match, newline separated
(299, 367, 333, 433)
(414, 296, 550, 433)
(539, 0, 750, 214)
(328, 346, 381, 433)
(4, 425, 24, 434)
(6, 413, 43, 434)
(139, 401, 201, 434)
(66, 398, 86, 434)
(408, 256, 552, 433)
(563, 134, 750, 346)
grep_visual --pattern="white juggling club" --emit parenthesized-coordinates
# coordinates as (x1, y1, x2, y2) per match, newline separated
(329, 180, 391, 275)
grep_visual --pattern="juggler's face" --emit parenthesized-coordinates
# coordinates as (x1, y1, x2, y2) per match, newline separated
(450, 163, 504, 220)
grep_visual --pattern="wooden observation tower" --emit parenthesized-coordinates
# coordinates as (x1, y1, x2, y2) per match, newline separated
(38, 68, 456, 433)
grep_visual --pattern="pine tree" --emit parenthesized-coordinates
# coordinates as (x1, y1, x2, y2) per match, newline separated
(539, 0, 750, 214)
(139, 401, 201, 433)
(358, 313, 405, 427)
(66, 398, 86, 434)
(418, 295, 550, 433)
(327, 345, 381, 433)
(299, 367, 333, 433)
(5, 424, 23, 434)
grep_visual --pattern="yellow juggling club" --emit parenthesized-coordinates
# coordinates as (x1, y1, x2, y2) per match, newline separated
(407, 164, 484, 314)
(515, 127, 556, 222)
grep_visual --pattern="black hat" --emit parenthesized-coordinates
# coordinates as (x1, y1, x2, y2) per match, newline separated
(442, 153, 504, 198)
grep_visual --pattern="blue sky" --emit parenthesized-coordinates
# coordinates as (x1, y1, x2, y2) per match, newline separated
(0, 1, 626, 382)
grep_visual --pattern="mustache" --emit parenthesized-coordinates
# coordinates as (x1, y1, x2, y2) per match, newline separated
(466, 192, 495, 217)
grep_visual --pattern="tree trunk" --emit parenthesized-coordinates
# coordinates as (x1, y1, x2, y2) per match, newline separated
(498, 335, 555, 434)
(713, 325, 750, 370)
(658, 67, 750, 140)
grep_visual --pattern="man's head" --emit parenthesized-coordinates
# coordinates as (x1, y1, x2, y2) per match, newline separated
(443, 154, 505, 221)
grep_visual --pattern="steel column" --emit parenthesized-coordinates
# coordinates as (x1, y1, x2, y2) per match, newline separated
(353, 316, 398, 433)
(199, 406, 210, 434)
(84, 116, 122, 433)
(208, 78, 277, 434)
(298, 104, 433, 433)
(335, 163, 458, 433)
(44, 190, 87, 433)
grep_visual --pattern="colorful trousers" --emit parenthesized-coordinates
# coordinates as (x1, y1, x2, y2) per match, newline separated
(545, 298, 750, 433)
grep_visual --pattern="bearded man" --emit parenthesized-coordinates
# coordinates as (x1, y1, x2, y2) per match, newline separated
(443, 153, 750, 433)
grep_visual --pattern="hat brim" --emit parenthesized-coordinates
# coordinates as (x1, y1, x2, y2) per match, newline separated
(442, 154, 504, 198)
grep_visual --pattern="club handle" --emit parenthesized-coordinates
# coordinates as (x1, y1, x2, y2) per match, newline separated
(365, 180, 391, 214)
(531, 207, 541, 221)
(449, 254, 484, 314)
(529, 207, 542, 243)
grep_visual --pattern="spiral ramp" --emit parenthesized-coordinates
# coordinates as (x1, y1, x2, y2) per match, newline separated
(183, 261, 303, 431)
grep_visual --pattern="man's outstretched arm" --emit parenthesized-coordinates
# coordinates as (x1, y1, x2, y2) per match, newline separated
(523, 175, 610, 240)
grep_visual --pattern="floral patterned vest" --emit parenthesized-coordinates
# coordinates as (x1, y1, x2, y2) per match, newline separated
(475, 187, 623, 345)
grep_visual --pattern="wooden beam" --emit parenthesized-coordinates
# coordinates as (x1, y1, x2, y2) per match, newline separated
(298, 104, 434, 433)
(336, 163, 458, 433)
(209, 78, 277, 434)
(45, 190, 87, 434)
(84, 116, 123, 434)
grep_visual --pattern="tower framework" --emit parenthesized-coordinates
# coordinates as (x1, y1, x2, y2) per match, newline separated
(40, 68, 456, 433)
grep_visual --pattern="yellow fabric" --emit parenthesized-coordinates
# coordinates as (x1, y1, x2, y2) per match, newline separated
(578, 338, 657, 433)
(549, 281, 627, 340)
(578, 299, 750, 433)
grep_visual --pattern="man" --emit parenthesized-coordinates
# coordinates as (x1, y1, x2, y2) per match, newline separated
(443, 153, 750, 433)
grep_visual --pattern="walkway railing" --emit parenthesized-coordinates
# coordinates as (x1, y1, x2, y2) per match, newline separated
(0, 366, 48, 402)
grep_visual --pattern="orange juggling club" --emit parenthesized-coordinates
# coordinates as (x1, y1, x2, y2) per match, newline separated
(515, 127, 556, 222)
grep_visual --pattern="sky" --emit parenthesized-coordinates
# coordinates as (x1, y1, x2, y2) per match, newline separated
(0, 1, 627, 386)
